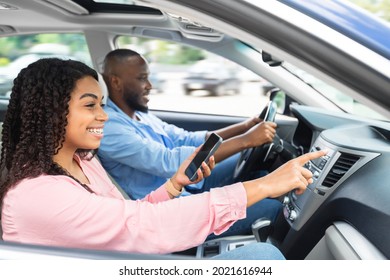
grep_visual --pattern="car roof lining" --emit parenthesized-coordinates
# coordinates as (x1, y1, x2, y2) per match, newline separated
(0, 0, 225, 43)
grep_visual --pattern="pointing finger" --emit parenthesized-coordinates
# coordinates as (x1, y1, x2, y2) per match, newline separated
(296, 149, 328, 166)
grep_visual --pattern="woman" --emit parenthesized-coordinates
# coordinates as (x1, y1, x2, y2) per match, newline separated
(0, 58, 325, 259)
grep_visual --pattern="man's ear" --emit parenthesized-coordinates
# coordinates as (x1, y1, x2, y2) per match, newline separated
(110, 75, 121, 91)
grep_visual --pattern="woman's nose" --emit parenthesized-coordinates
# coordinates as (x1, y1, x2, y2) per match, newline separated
(97, 107, 109, 121)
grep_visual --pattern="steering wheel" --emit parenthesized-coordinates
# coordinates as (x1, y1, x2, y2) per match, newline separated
(233, 100, 281, 181)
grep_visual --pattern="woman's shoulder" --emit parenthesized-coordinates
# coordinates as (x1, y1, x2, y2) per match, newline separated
(3, 174, 83, 212)
(11, 174, 80, 191)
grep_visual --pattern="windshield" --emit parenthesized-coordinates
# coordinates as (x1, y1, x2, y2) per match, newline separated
(266, 0, 390, 121)
(282, 63, 388, 121)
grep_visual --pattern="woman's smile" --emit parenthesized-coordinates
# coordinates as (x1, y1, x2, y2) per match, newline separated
(87, 127, 104, 134)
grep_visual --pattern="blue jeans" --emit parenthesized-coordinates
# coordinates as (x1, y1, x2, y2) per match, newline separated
(186, 153, 282, 240)
(212, 242, 285, 260)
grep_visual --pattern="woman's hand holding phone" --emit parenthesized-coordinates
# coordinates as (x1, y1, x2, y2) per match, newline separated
(170, 147, 216, 194)
(185, 133, 222, 181)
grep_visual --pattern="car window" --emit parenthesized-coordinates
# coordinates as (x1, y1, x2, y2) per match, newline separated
(116, 36, 273, 117)
(0, 33, 92, 97)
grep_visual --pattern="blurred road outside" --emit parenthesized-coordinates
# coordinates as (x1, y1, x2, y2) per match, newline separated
(148, 64, 271, 117)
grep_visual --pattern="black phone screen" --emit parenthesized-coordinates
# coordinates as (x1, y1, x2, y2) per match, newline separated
(185, 133, 222, 181)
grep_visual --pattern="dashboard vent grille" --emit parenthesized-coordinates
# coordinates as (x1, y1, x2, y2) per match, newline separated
(322, 153, 360, 188)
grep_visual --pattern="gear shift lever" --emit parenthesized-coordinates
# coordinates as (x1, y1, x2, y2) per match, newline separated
(251, 218, 272, 242)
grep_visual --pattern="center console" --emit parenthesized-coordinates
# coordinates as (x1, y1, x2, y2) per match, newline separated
(195, 235, 257, 258)
(283, 132, 379, 230)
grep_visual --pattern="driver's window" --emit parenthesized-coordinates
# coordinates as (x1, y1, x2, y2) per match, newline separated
(116, 36, 272, 117)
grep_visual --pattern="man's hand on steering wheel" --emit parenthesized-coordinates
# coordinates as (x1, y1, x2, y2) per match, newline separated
(243, 114, 263, 130)
(243, 121, 277, 148)
(233, 100, 280, 181)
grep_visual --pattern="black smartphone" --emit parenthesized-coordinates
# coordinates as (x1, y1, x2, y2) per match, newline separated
(185, 133, 222, 181)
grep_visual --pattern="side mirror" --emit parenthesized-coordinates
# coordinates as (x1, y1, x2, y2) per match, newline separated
(269, 88, 287, 114)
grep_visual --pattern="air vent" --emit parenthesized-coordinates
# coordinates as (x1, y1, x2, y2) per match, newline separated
(322, 153, 360, 188)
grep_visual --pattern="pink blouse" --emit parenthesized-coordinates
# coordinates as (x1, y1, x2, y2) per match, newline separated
(1, 155, 247, 254)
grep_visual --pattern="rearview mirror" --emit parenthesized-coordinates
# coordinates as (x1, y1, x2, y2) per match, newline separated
(262, 51, 283, 67)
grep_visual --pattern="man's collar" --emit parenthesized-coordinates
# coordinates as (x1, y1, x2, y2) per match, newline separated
(106, 97, 143, 121)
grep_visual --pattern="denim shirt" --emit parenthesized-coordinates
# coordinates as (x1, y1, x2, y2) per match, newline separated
(98, 98, 207, 199)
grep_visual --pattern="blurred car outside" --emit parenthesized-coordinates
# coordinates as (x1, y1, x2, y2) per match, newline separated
(148, 70, 165, 94)
(260, 79, 276, 96)
(0, 44, 77, 96)
(28, 43, 71, 55)
(237, 68, 275, 96)
(182, 60, 241, 96)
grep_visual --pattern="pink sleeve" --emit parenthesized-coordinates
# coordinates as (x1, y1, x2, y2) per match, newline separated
(140, 184, 171, 203)
(2, 177, 247, 255)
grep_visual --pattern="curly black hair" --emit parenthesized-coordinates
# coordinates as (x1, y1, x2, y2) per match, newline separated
(0, 58, 99, 202)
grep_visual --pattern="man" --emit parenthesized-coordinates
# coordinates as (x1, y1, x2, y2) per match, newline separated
(98, 49, 281, 238)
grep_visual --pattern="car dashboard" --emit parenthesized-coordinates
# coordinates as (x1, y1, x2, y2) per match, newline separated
(278, 104, 390, 259)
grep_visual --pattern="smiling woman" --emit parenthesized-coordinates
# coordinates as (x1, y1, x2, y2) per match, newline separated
(0, 59, 101, 193)
(64, 78, 107, 154)
(0, 0, 389, 264)
(0, 57, 326, 259)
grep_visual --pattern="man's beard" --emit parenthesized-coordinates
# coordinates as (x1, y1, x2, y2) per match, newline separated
(124, 90, 148, 113)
